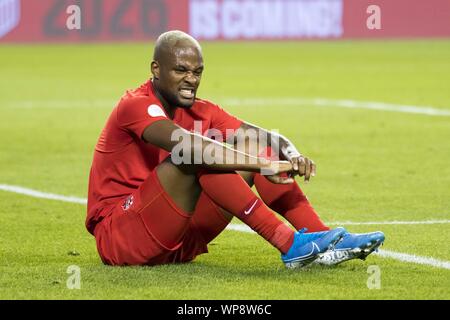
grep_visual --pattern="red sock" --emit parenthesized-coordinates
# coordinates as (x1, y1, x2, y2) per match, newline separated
(255, 146, 329, 233)
(198, 171, 294, 254)
(254, 174, 329, 232)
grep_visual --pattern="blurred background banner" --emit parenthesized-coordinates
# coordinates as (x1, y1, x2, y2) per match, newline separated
(0, 0, 189, 42)
(0, 0, 449, 42)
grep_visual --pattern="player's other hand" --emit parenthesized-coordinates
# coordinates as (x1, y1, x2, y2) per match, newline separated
(290, 155, 316, 182)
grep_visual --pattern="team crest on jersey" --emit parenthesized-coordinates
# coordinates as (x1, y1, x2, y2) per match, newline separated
(147, 104, 166, 118)
(122, 195, 134, 211)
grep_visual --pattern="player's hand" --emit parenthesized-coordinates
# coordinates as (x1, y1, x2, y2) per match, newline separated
(263, 161, 295, 184)
(290, 155, 316, 182)
(280, 144, 316, 181)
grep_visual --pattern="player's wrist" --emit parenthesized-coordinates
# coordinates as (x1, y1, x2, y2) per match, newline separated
(281, 144, 301, 161)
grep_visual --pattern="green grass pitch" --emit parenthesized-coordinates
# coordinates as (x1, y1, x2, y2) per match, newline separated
(0, 40, 449, 299)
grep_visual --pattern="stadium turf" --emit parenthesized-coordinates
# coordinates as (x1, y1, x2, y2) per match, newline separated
(0, 40, 449, 299)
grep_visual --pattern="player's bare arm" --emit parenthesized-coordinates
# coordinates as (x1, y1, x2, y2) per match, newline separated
(142, 119, 294, 177)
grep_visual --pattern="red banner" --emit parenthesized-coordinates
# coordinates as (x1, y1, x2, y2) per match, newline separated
(0, 0, 188, 42)
(0, 0, 449, 42)
(343, 0, 450, 38)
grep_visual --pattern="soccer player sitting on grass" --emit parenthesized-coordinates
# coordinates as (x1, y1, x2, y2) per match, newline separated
(86, 30, 384, 268)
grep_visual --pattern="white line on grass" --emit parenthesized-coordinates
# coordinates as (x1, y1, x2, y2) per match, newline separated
(5, 97, 450, 116)
(327, 220, 450, 226)
(376, 249, 450, 270)
(0, 184, 87, 204)
(225, 224, 450, 270)
(4, 99, 116, 109)
(222, 97, 450, 116)
(1, 183, 450, 270)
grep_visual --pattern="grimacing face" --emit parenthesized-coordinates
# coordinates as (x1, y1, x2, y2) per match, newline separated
(153, 45, 204, 109)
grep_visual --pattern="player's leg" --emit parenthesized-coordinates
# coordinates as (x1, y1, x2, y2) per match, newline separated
(196, 169, 346, 269)
(154, 170, 257, 264)
(150, 192, 233, 264)
(197, 170, 294, 254)
(157, 162, 307, 257)
(152, 160, 345, 267)
(193, 171, 255, 225)
(150, 168, 254, 254)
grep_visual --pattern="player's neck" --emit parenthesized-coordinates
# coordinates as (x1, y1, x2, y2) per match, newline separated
(152, 83, 176, 119)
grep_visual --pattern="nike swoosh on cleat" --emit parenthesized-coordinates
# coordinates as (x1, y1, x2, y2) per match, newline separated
(244, 199, 258, 215)
(311, 241, 320, 253)
(284, 242, 320, 262)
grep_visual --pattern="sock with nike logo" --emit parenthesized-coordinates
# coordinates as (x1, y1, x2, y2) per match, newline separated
(255, 146, 329, 232)
(254, 173, 329, 232)
(198, 171, 294, 254)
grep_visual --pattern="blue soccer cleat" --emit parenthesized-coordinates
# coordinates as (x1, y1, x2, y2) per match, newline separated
(315, 231, 385, 266)
(282, 227, 347, 269)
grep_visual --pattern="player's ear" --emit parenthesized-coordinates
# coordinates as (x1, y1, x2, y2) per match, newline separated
(151, 61, 160, 80)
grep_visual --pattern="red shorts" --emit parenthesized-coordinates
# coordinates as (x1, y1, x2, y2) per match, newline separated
(94, 170, 231, 266)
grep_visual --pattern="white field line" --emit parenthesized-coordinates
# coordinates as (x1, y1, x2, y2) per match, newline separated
(1, 183, 450, 270)
(327, 220, 450, 226)
(4, 97, 450, 117)
(222, 97, 450, 116)
(376, 249, 450, 270)
(3, 99, 116, 109)
(0, 184, 87, 204)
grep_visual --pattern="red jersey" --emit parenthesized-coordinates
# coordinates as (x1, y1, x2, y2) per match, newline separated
(86, 80, 242, 234)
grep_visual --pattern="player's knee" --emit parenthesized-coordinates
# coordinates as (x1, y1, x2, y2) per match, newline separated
(238, 171, 255, 187)
(156, 159, 202, 213)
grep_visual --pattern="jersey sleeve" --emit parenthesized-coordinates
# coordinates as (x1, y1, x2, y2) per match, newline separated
(116, 97, 168, 139)
(210, 103, 243, 140)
